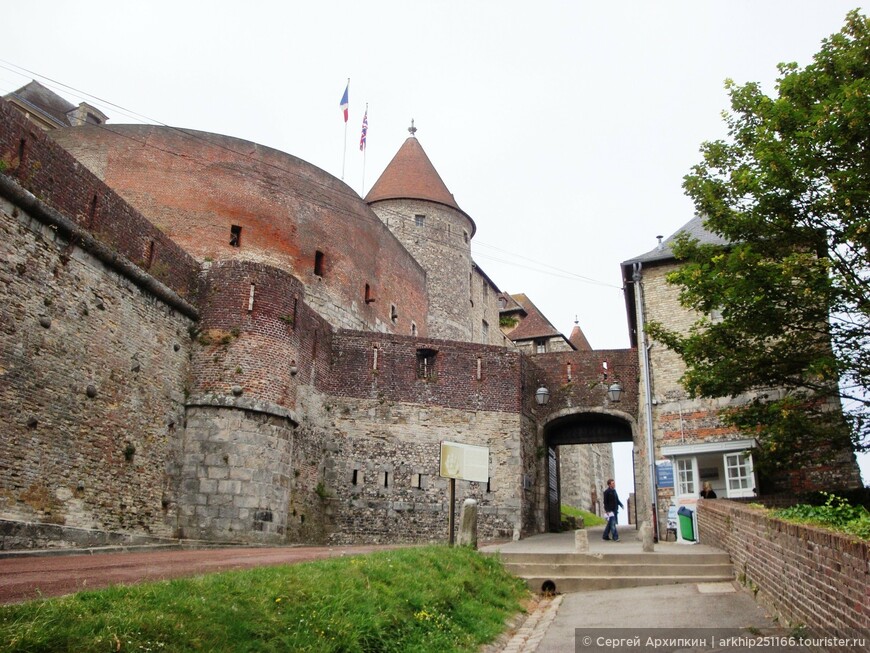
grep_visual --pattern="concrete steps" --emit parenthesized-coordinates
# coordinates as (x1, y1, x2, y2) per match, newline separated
(496, 550, 733, 594)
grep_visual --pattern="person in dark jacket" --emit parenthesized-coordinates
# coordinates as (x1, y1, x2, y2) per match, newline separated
(602, 479, 624, 541)
(700, 482, 717, 499)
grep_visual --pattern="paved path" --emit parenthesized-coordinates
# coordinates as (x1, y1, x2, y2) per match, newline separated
(485, 527, 793, 653)
(0, 544, 398, 604)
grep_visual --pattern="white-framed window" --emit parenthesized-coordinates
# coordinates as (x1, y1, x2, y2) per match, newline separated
(662, 440, 758, 501)
(535, 339, 547, 354)
(676, 458, 697, 497)
(724, 452, 755, 498)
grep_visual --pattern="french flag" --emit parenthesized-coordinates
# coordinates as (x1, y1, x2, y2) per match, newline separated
(339, 81, 349, 123)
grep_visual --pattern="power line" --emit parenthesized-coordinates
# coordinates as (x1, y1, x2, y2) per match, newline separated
(1, 61, 622, 290)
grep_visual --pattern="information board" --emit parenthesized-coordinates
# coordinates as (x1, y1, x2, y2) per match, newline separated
(656, 459, 675, 488)
(439, 441, 489, 483)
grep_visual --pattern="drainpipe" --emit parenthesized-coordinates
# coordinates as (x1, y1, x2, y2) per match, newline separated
(633, 262, 659, 540)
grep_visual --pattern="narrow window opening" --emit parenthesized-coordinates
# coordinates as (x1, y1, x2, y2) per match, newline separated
(230, 225, 242, 247)
(476, 356, 482, 381)
(365, 283, 375, 304)
(415, 214, 425, 227)
(351, 469, 359, 485)
(247, 283, 255, 312)
(390, 304, 398, 324)
(292, 296, 298, 328)
(463, 230, 469, 243)
(411, 322, 417, 337)
(486, 477, 492, 493)
(88, 194, 98, 228)
(144, 239, 155, 269)
(372, 345, 379, 371)
(411, 473, 425, 489)
(416, 348, 437, 380)
(314, 250, 324, 277)
(380, 471, 390, 488)
(18, 138, 25, 165)
(481, 320, 489, 341)
(567, 363, 572, 382)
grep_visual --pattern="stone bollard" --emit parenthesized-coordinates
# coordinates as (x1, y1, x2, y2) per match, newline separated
(457, 498, 478, 548)
(574, 528, 589, 552)
(639, 521, 655, 552)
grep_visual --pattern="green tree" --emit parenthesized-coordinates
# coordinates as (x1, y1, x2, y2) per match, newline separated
(648, 11, 870, 471)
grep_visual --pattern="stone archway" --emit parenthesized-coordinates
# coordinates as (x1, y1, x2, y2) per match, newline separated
(542, 410, 636, 532)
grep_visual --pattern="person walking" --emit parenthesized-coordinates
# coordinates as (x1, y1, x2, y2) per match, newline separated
(602, 479, 624, 541)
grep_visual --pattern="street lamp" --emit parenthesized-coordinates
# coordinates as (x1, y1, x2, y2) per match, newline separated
(535, 384, 550, 406)
(607, 381, 623, 402)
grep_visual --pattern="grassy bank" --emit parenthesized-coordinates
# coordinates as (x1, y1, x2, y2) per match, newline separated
(0, 546, 528, 653)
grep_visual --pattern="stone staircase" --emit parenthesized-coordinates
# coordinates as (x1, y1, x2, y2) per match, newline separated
(497, 550, 734, 594)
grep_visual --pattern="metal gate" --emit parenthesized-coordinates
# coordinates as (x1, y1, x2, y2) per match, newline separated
(547, 445, 560, 531)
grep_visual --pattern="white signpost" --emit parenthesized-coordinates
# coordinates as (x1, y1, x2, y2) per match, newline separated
(440, 441, 490, 545)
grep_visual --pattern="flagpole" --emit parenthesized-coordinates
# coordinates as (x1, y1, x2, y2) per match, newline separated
(342, 119, 348, 180)
(361, 103, 368, 196)
(341, 78, 349, 180)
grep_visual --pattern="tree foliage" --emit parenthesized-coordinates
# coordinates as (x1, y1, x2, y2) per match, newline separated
(648, 11, 870, 469)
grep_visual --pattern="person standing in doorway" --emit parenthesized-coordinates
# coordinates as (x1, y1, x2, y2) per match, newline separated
(602, 479, 624, 541)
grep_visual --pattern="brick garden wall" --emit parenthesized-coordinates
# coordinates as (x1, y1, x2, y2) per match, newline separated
(698, 499, 869, 646)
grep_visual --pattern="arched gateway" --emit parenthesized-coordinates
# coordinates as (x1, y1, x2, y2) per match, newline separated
(542, 410, 636, 531)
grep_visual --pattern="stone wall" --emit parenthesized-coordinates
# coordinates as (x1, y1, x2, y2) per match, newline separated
(698, 500, 869, 647)
(371, 198, 477, 342)
(0, 194, 193, 542)
(305, 394, 529, 544)
(559, 443, 614, 514)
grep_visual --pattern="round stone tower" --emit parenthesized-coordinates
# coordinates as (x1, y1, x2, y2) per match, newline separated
(365, 123, 477, 342)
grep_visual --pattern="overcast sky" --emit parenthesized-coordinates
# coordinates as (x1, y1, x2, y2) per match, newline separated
(3, 1, 866, 487)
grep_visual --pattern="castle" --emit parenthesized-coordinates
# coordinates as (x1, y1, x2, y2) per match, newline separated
(0, 82, 861, 549)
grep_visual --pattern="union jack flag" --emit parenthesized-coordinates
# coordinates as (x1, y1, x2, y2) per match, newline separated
(360, 107, 368, 151)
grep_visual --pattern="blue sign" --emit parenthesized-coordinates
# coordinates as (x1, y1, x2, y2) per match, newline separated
(656, 460, 674, 488)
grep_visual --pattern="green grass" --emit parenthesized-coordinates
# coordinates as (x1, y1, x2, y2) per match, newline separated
(0, 545, 529, 653)
(561, 504, 606, 528)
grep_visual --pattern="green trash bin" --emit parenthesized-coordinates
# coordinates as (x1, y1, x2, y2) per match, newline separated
(677, 506, 695, 541)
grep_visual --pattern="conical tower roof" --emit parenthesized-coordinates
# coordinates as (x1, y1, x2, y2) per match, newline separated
(365, 130, 475, 236)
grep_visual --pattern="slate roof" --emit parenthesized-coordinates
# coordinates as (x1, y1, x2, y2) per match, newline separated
(568, 325, 592, 351)
(506, 293, 564, 341)
(365, 135, 476, 236)
(621, 214, 730, 267)
(4, 80, 75, 127)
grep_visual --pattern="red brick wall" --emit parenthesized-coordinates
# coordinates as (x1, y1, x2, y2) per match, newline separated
(0, 101, 199, 299)
(530, 348, 639, 418)
(50, 124, 428, 335)
(324, 332, 523, 413)
(698, 500, 869, 645)
(191, 260, 332, 410)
